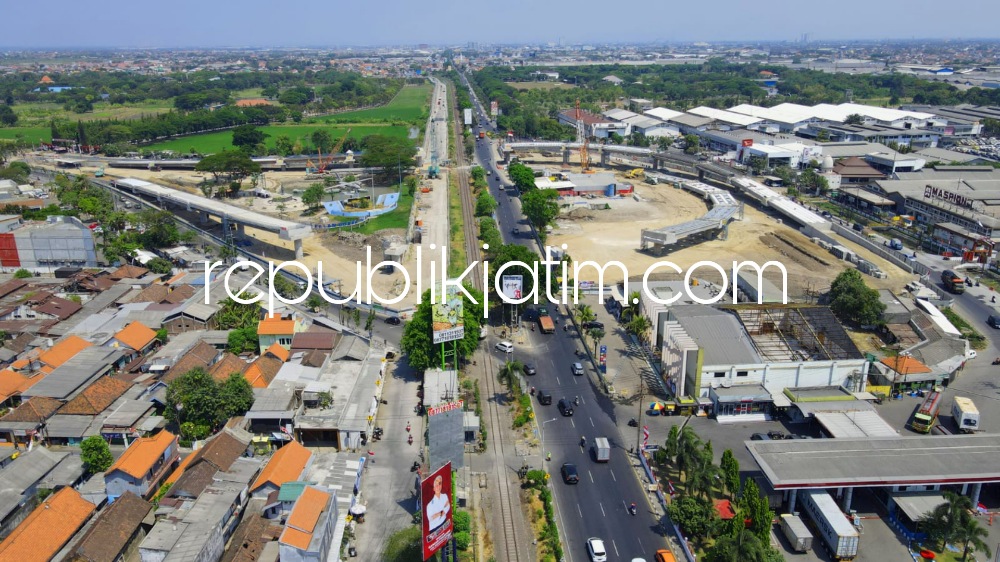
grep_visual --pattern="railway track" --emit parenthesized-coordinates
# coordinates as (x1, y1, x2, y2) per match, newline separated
(482, 348, 523, 562)
(446, 79, 483, 291)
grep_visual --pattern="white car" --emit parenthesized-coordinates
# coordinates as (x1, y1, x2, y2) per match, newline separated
(494, 341, 514, 353)
(587, 537, 607, 562)
(967, 349, 977, 359)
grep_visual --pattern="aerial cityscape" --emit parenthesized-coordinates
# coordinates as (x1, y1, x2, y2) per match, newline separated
(4, 9, 1000, 562)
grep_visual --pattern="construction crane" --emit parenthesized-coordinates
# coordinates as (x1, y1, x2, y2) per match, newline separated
(575, 99, 590, 172)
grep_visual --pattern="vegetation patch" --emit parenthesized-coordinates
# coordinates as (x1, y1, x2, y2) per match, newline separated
(316, 84, 432, 125)
(145, 124, 408, 154)
(941, 307, 987, 350)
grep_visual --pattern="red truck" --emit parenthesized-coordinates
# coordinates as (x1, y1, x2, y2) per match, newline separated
(537, 307, 555, 333)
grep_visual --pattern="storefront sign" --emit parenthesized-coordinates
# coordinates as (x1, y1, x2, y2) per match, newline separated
(924, 186, 973, 209)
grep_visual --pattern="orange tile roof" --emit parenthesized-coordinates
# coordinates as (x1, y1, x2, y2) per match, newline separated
(113, 321, 157, 352)
(235, 98, 273, 107)
(0, 487, 95, 560)
(58, 376, 133, 415)
(164, 451, 198, 486)
(243, 355, 283, 389)
(38, 335, 92, 370)
(107, 430, 176, 479)
(208, 353, 249, 382)
(280, 486, 331, 550)
(251, 441, 311, 493)
(265, 342, 290, 363)
(257, 314, 295, 336)
(0, 369, 38, 402)
(880, 355, 932, 374)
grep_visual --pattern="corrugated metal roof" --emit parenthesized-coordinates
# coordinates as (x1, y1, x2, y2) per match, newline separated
(814, 410, 899, 438)
(670, 306, 760, 365)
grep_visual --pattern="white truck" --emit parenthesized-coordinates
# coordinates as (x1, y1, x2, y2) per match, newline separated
(593, 437, 611, 462)
(780, 513, 813, 552)
(952, 396, 981, 433)
(799, 490, 859, 560)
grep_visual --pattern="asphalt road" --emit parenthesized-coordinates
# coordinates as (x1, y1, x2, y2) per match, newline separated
(464, 75, 671, 562)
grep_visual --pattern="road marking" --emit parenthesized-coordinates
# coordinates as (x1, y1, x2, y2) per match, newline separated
(636, 536, 646, 553)
(612, 540, 620, 557)
(600, 503, 606, 517)
(577, 503, 583, 518)
(588, 471, 594, 483)
(610, 469, 617, 482)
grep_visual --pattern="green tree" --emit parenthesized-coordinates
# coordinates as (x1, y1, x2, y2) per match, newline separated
(829, 269, 886, 326)
(683, 134, 701, 155)
(521, 189, 559, 229)
(13, 268, 32, 279)
(720, 449, 741, 497)
(507, 162, 536, 193)
(475, 191, 497, 217)
(219, 373, 255, 418)
(232, 125, 267, 150)
(165, 368, 223, 427)
(497, 360, 524, 387)
(625, 315, 651, 342)
(274, 135, 294, 157)
(739, 478, 773, 543)
(664, 424, 680, 463)
(365, 310, 375, 336)
(955, 514, 992, 562)
(608, 132, 624, 145)
(705, 528, 770, 562)
(146, 257, 173, 274)
(676, 426, 702, 482)
(194, 151, 262, 184)
(306, 294, 325, 312)
(311, 129, 333, 154)
(155, 328, 169, 344)
(217, 294, 260, 330)
(400, 286, 484, 371)
(844, 113, 865, 125)
(919, 491, 974, 551)
(80, 435, 113, 473)
(358, 135, 416, 177)
(226, 326, 259, 354)
(667, 495, 717, 539)
(587, 327, 605, 356)
(0, 105, 17, 127)
(301, 182, 326, 209)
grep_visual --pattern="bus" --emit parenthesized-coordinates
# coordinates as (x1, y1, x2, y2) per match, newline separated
(911, 388, 944, 433)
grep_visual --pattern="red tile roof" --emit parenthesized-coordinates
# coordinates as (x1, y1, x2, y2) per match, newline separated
(112, 321, 157, 352)
(67, 491, 152, 562)
(251, 441, 311, 493)
(58, 376, 133, 415)
(0, 487, 95, 560)
(257, 314, 295, 336)
(280, 486, 331, 550)
(38, 335, 92, 371)
(107, 430, 176, 479)
(208, 353, 249, 382)
(264, 342, 289, 363)
(109, 264, 149, 280)
(243, 355, 283, 389)
(0, 369, 39, 403)
(1, 396, 62, 423)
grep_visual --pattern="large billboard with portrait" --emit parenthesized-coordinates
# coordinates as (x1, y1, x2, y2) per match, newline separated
(421, 462, 454, 559)
(432, 283, 464, 344)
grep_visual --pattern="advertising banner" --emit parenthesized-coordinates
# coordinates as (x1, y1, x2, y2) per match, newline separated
(501, 275, 523, 301)
(464, 108, 472, 125)
(421, 462, 454, 560)
(432, 283, 465, 344)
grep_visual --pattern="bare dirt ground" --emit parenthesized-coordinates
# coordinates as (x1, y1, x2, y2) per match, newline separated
(546, 169, 916, 298)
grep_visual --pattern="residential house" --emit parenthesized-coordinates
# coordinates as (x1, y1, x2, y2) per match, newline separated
(0, 446, 71, 538)
(0, 396, 62, 447)
(250, 441, 313, 498)
(104, 430, 179, 502)
(108, 264, 149, 280)
(16, 334, 93, 375)
(159, 427, 252, 505)
(243, 344, 288, 389)
(209, 352, 250, 382)
(257, 313, 306, 351)
(162, 302, 220, 335)
(66, 491, 154, 562)
(19, 346, 124, 401)
(46, 376, 133, 446)
(0, 487, 96, 560)
(289, 331, 338, 357)
(160, 340, 220, 383)
(106, 321, 159, 363)
(0, 369, 39, 409)
(278, 486, 338, 562)
(129, 283, 195, 305)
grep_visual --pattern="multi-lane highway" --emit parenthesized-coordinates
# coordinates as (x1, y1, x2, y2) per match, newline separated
(461, 72, 673, 562)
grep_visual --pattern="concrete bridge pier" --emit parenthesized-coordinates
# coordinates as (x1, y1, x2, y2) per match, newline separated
(600, 147, 610, 167)
(563, 147, 571, 166)
(971, 482, 983, 509)
(841, 487, 854, 512)
(236, 224, 246, 238)
(787, 489, 798, 513)
(294, 239, 304, 259)
(200, 211, 210, 225)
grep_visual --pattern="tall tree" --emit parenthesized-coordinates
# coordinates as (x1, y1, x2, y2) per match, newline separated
(80, 435, 113, 473)
(664, 424, 680, 464)
(705, 528, 769, 562)
(955, 515, 992, 562)
(720, 449, 741, 497)
(400, 287, 485, 371)
(829, 268, 886, 326)
(521, 188, 559, 229)
(311, 129, 333, 153)
(232, 125, 267, 150)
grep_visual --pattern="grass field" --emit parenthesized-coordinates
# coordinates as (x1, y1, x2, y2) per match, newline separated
(506, 81, 575, 90)
(232, 88, 265, 99)
(348, 190, 414, 234)
(0, 127, 51, 142)
(13, 99, 174, 125)
(145, 124, 409, 153)
(315, 84, 432, 124)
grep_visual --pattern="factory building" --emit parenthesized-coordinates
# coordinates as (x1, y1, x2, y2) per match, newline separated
(0, 215, 99, 271)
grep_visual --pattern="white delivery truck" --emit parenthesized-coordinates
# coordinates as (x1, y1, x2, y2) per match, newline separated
(593, 437, 611, 462)
(952, 396, 981, 433)
(799, 490, 859, 560)
(780, 513, 813, 552)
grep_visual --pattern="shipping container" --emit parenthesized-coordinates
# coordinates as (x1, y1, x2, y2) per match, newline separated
(780, 513, 814, 552)
(593, 437, 610, 462)
(799, 490, 859, 560)
(952, 396, 980, 433)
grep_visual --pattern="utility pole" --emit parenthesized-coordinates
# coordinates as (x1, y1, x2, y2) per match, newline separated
(635, 377, 645, 452)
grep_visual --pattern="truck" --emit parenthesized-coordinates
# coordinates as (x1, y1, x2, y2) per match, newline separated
(780, 513, 814, 553)
(941, 269, 966, 294)
(799, 490, 859, 560)
(888, 238, 904, 251)
(479, 131, 486, 139)
(952, 396, 981, 433)
(911, 387, 943, 433)
(593, 437, 610, 462)
(537, 306, 555, 334)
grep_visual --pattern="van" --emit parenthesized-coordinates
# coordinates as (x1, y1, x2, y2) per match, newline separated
(889, 238, 904, 251)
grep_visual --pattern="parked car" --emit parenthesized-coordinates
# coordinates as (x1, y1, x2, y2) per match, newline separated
(587, 538, 608, 562)
(571, 362, 585, 376)
(523, 364, 537, 376)
(582, 321, 605, 330)
(384, 316, 401, 325)
(750, 433, 771, 441)
(561, 463, 580, 484)
(537, 391, 553, 405)
(988, 315, 1000, 329)
(767, 430, 786, 440)
(494, 341, 514, 353)
(558, 398, 574, 416)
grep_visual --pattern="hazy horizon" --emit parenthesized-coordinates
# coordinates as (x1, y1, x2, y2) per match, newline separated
(5, 0, 1000, 49)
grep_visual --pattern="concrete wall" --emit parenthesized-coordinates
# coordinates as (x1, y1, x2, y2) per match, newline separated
(105, 471, 145, 503)
(699, 359, 869, 397)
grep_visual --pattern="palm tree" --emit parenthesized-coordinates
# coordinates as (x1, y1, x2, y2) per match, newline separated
(919, 491, 974, 550)
(588, 328, 605, 356)
(575, 304, 596, 325)
(497, 360, 524, 387)
(676, 426, 702, 484)
(706, 528, 769, 562)
(664, 425, 680, 465)
(621, 290, 642, 321)
(955, 515, 992, 561)
(626, 315, 652, 343)
(686, 450, 719, 500)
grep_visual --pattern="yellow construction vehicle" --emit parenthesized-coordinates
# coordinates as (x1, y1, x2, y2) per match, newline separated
(625, 168, 645, 179)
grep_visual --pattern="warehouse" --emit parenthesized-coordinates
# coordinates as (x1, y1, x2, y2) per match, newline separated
(0, 215, 98, 272)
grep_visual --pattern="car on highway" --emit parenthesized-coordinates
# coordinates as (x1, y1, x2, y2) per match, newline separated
(587, 537, 608, 562)
(988, 315, 1000, 329)
(558, 398, 574, 416)
(561, 463, 580, 484)
(654, 550, 678, 562)
(494, 341, 514, 353)
(537, 391, 553, 405)
(523, 364, 537, 376)
(384, 316, 401, 325)
(571, 362, 585, 376)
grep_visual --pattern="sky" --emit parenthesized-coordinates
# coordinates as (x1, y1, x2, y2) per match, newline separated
(5, 0, 1000, 49)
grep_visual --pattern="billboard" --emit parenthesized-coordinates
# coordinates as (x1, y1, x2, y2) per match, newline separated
(490, 101, 499, 118)
(464, 108, 473, 126)
(432, 283, 465, 344)
(428, 401, 465, 470)
(501, 275, 523, 301)
(421, 462, 454, 560)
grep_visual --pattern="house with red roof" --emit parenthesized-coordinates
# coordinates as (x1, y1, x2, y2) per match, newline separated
(0, 487, 96, 561)
(104, 430, 178, 502)
(278, 485, 338, 561)
(250, 440, 312, 498)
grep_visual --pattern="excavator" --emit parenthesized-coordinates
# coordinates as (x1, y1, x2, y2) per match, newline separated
(625, 168, 645, 179)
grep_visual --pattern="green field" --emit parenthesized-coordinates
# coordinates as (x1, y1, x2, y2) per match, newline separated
(348, 191, 414, 234)
(145, 124, 410, 153)
(13, 99, 174, 125)
(315, 83, 432, 124)
(0, 127, 51, 142)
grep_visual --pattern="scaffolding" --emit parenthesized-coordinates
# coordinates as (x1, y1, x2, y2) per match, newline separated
(720, 304, 862, 362)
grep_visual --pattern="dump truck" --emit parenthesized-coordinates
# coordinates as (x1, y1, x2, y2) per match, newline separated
(780, 514, 813, 553)
(593, 437, 610, 462)
(800, 490, 859, 560)
(941, 269, 965, 294)
(538, 315, 555, 334)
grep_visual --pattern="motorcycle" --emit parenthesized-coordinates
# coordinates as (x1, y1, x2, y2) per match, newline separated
(627, 418, 638, 427)
(411, 462, 421, 472)
(406, 422, 411, 433)
(629, 503, 638, 516)
(992, 357, 1000, 365)
(408, 434, 413, 445)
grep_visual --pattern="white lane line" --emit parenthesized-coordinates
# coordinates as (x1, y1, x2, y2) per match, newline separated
(600, 503, 606, 517)
(610, 469, 617, 482)
(577, 503, 583, 518)
(612, 540, 620, 557)
(589, 471, 594, 483)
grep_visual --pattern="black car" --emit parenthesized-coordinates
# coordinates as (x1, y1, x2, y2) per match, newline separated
(537, 391, 553, 405)
(988, 315, 1000, 329)
(384, 316, 402, 325)
(581, 321, 605, 330)
(523, 364, 537, 376)
(561, 463, 580, 484)
(750, 433, 771, 441)
(767, 430, 786, 440)
(558, 398, 574, 416)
